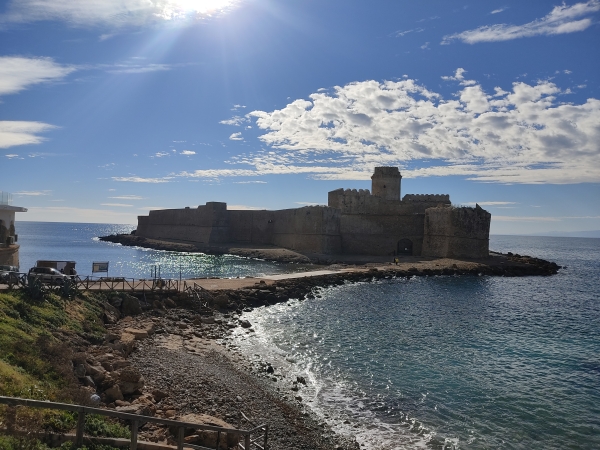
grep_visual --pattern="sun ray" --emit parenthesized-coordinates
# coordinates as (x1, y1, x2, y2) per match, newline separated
(157, 0, 239, 20)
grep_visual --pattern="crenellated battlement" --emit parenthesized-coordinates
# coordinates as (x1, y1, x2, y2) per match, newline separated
(402, 194, 450, 203)
(342, 188, 371, 195)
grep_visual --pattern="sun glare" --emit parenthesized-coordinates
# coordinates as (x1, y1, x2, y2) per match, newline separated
(159, 0, 238, 19)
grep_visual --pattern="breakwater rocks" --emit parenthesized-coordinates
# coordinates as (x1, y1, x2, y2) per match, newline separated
(207, 260, 560, 314)
(99, 233, 313, 263)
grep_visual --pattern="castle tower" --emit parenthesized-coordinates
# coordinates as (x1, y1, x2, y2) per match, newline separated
(371, 167, 401, 201)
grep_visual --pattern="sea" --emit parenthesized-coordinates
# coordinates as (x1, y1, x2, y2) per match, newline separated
(14, 221, 600, 449)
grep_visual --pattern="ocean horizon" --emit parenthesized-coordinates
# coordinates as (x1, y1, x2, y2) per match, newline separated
(12, 221, 600, 449)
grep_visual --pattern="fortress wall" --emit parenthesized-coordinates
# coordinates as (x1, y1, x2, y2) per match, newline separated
(422, 205, 491, 258)
(136, 202, 229, 243)
(272, 206, 341, 254)
(339, 214, 426, 256)
(402, 194, 450, 203)
(227, 210, 275, 244)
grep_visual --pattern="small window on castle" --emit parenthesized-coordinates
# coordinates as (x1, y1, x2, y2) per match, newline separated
(383, 185, 386, 188)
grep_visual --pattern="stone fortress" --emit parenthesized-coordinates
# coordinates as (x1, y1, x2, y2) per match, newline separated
(136, 167, 492, 259)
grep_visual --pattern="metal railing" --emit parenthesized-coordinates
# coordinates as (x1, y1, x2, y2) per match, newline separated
(0, 395, 268, 450)
(0, 273, 189, 293)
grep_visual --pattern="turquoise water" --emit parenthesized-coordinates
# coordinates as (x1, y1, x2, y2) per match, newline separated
(232, 236, 600, 449)
(15, 221, 309, 279)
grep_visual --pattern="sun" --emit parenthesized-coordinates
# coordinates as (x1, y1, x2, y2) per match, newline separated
(159, 0, 238, 18)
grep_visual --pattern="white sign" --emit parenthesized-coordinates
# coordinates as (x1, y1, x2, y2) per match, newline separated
(92, 262, 109, 273)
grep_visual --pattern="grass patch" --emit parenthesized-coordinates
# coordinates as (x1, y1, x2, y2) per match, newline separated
(0, 290, 108, 399)
(0, 436, 122, 450)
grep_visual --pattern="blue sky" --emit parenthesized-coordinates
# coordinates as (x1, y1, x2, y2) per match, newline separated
(1, 0, 599, 235)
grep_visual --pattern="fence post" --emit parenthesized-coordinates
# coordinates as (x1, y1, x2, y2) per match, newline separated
(264, 425, 268, 450)
(76, 409, 85, 448)
(216, 430, 221, 449)
(177, 426, 184, 450)
(245, 433, 251, 450)
(130, 419, 138, 450)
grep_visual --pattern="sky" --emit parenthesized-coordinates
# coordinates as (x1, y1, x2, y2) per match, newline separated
(1, 0, 599, 235)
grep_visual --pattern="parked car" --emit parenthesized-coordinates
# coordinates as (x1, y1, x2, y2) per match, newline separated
(0, 265, 19, 285)
(27, 267, 68, 285)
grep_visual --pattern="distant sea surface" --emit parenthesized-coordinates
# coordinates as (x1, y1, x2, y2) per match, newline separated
(15, 221, 309, 278)
(15, 221, 600, 449)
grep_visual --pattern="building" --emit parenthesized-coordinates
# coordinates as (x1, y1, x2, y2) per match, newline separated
(136, 167, 491, 259)
(0, 192, 27, 267)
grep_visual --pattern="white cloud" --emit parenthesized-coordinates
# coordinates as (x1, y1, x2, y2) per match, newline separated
(14, 191, 51, 196)
(105, 63, 172, 74)
(227, 204, 266, 210)
(420, 42, 430, 50)
(1, 0, 243, 27)
(220, 116, 248, 126)
(493, 215, 600, 222)
(210, 72, 600, 184)
(443, 1, 600, 44)
(139, 206, 168, 210)
(229, 132, 243, 141)
(0, 56, 75, 96)
(112, 176, 172, 183)
(5, 154, 20, 159)
(390, 28, 425, 37)
(101, 203, 133, 207)
(109, 195, 143, 200)
(153, 151, 170, 158)
(233, 180, 267, 184)
(491, 7, 507, 15)
(24, 206, 137, 224)
(0, 121, 57, 148)
(464, 201, 518, 206)
(180, 150, 195, 155)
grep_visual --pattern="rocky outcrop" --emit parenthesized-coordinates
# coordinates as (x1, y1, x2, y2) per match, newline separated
(170, 414, 239, 449)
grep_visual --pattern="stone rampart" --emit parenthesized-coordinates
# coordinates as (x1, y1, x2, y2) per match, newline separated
(137, 202, 229, 244)
(271, 206, 341, 254)
(402, 194, 450, 203)
(422, 205, 491, 258)
(137, 203, 341, 254)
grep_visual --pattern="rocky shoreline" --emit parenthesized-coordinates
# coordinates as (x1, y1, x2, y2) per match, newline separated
(72, 291, 361, 450)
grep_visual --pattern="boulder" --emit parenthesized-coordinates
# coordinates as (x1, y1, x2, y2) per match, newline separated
(164, 298, 177, 308)
(170, 414, 239, 450)
(74, 364, 86, 378)
(239, 320, 251, 329)
(123, 328, 149, 340)
(131, 393, 157, 416)
(212, 294, 229, 308)
(121, 296, 142, 316)
(104, 384, 124, 402)
(152, 389, 169, 402)
(87, 365, 107, 384)
(118, 367, 144, 395)
(109, 296, 123, 309)
(103, 302, 121, 324)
